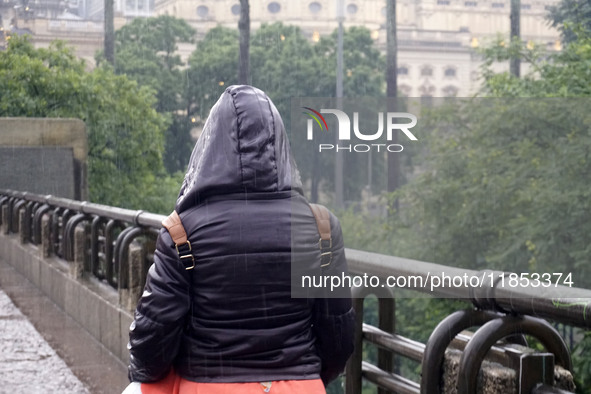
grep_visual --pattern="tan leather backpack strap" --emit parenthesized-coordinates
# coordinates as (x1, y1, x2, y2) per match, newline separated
(161, 210, 195, 270)
(162, 211, 187, 245)
(309, 203, 332, 268)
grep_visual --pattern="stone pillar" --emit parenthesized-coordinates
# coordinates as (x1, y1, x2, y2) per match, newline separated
(440, 346, 575, 393)
(125, 243, 145, 313)
(1, 205, 8, 235)
(41, 214, 52, 258)
(71, 225, 86, 279)
(19, 209, 30, 244)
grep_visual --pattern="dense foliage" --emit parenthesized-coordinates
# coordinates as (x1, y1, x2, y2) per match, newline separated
(107, 15, 196, 175)
(547, 0, 591, 44)
(0, 37, 177, 213)
(339, 17, 591, 393)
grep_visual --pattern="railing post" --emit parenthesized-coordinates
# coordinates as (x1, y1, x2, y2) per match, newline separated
(345, 296, 365, 394)
(41, 214, 52, 258)
(378, 297, 395, 394)
(2, 204, 9, 235)
(126, 243, 145, 313)
(71, 224, 87, 279)
(18, 208, 30, 244)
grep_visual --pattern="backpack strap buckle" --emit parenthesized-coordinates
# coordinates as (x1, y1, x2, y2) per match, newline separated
(175, 240, 195, 270)
(163, 211, 195, 270)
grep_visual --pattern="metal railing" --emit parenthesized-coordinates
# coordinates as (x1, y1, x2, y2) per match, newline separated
(0, 189, 162, 291)
(1, 189, 590, 394)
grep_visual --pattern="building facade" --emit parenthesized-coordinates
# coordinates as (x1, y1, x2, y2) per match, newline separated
(153, 0, 560, 96)
(1, 0, 561, 95)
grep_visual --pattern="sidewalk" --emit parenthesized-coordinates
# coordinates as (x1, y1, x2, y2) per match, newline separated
(0, 288, 89, 393)
(0, 258, 129, 393)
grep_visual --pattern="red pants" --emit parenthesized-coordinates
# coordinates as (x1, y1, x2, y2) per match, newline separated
(140, 370, 326, 394)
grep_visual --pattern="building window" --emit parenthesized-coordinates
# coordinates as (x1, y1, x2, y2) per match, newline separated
(397, 66, 409, 76)
(231, 4, 241, 15)
(399, 85, 411, 96)
(437, 0, 450, 5)
(521, 3, 531, 9)
(347, 3, 358, 14)
(420, 85, 436, 95)
(491, 2, 504, 8)
(381, 6, 386, 15)
(196, 5, 208, 17)
(442, 86, 459, 96)
(309, 2, 321, 13)
(421, 66, 433, 77)
(464, 1, 477, 6)
(268, 2, 281, 13)
(444, 67, 456, 77)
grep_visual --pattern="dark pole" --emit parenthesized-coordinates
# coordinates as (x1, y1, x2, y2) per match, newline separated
(510, 0, 520, 77)
(386, 0, 399, 204)
(238, 0, 250, 84)
(335, 0, 344, 210)
(104, 0, 115, 65)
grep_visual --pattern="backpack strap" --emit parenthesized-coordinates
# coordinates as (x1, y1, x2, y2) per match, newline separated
(162, 210, 195, 270)
(309, 203, 332, 268)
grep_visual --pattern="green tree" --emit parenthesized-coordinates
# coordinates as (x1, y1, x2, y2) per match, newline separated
(362, 19, 591, 393)
(105, 15, 196, 175)
(313, 26, 385, 97)
(0, 36, 177, 213)
(381, 15, 591, 271)
(475, 27, 591, 394)
(547, 0, 591, 44)
(110, 15, 195, 113)
(479, 33, 591, 97)
(186, 26, 239, 120)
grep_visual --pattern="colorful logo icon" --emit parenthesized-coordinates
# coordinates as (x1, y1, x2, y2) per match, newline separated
(302, 107, 328, 132)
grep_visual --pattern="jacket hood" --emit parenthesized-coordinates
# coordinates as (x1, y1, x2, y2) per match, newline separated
(176, 85, 303, 213)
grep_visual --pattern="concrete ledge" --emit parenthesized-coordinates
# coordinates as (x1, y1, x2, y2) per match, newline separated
(0, 117, 87, 200)
(0, 232, 131, 392)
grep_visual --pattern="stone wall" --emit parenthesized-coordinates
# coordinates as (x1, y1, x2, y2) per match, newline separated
(0, 118, 87, 200)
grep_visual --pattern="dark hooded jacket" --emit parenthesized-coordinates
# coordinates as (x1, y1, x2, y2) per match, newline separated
(128, 85, 355, 385)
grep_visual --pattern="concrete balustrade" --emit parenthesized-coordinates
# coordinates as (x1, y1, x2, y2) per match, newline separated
(1, 209, 134, 367)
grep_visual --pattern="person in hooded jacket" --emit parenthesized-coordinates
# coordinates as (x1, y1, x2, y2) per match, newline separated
(126, 85, 355, 394)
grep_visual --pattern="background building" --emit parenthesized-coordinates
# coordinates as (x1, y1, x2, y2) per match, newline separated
(1, 0, 561, 95)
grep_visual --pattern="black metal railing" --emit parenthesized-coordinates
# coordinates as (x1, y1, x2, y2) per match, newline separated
(1, 189, 590, 394)
(343, 252, 590, 393)
(0, 189, 162, 292)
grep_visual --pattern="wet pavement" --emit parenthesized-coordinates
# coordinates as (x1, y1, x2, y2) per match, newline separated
(0, 259, 129, 394)
(0, 289, 89, 393)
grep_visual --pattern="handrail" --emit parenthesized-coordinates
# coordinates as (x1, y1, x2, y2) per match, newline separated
(346, 248, 591, 329)
(1, 189, 164, 228)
